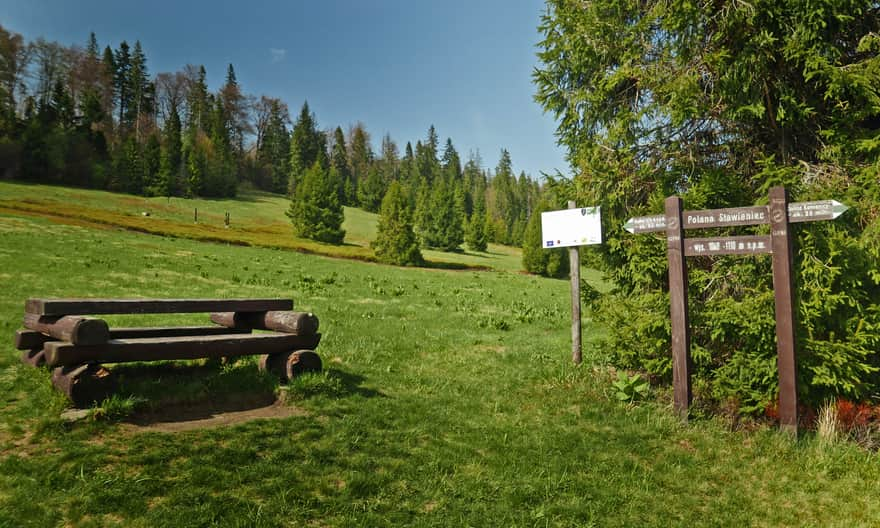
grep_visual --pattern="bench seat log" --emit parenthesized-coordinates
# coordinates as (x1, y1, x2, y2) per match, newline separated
(22, 314, 110, 346)
(15, 326, 253, 351)
(26, 298, 292, 316)
(210, 311, 319, 335)
(44, 332, 322, 368)
(259, 350, 322, 382)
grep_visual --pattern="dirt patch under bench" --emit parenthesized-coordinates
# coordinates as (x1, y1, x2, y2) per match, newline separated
(122, 393, 307, 433)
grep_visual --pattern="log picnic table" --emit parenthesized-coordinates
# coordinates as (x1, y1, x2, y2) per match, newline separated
(13, 298, 323, 407)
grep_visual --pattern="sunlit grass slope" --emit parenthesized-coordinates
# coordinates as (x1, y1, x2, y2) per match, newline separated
(0, 181, 529, 271)
(1, 211, 880, 526)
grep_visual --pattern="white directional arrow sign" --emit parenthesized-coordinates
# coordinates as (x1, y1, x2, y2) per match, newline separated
(623, 200, 848, 234)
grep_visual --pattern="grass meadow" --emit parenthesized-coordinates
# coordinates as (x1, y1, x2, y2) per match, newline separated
(0, 181, 525, 273)
(1, 183, 880, 526)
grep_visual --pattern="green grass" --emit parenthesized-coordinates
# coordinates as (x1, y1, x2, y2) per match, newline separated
(0, 181, 527, 272)
(2, 189, 880, 526)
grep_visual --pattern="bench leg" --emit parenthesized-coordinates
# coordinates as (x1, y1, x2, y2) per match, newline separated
(259, 350, 322, 383)
(51, 363, 118, 408)
(21, 348, 47, 368)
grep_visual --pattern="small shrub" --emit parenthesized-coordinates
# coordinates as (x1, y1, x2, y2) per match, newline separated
(478, 316, 510, 331)
(611, 371, 649, 403)
(92, 394, 148, 420)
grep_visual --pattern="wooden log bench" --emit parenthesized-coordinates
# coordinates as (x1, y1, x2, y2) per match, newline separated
(14, 298, 323, 407)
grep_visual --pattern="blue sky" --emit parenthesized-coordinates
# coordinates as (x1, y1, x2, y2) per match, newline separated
(1, 0, 569, 178)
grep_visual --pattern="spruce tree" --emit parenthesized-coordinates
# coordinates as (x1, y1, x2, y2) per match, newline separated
(220, 64, 248, 158)
(522, 199, 568, 278)
(465, 191, 489, 252)
(113, 41, 131, 128)
(158, 104, 182, 196)
(208, 95, 236, 197)
(415, 128, 440, 185)
(185, 65, 209, 134)
(357, 165, 385, 213)
(330, 126, 350, 203)
(400, 141, 418, 192)
(488, 149, 518, 244)
(378, 133, 399, 184)
(419, 176, 463, 251)
(255, 98, 290, 194)
(535, 0, 880, 405)
(128, 41, 152, 138)
(441, 138, 461, 181)
(348, 123, 371, 205)
(286, 160, 345, 244)
(288, 101, 323, 196)
(142, 131, 161, 195)
(373, 181, 423, 266)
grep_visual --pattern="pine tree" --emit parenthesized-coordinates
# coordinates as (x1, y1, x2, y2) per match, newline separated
(415, 127, 440, 185)
(185, 65, 209, 134)
(418, 176, 463, 251)
(357, 165, 385, 213)
(462, 153, 483, 217)
(288, 101, 323, 196)
(447, 178, 466, 250)
(207, 95, 236, 197)
(400, 141, 418, 192)
(330, 126, 350, 203)
(348, 123, 371, 205)
(441, 138, 461, 181)
(286, 160, 345, 244)
(373, 181, 423, 266)
(465, 189, 489, 252)
(86, 32, 99, 58)
(256, 98, 290, 194)
(185, 131, 209, 197)
(113, 41, 131, 129)
(142, 131, 161, 195)
(158, 104, 182, 196)
(488, 149, 519, 244)
(128, 40, 152, 139)
(100, 46, 115, 129)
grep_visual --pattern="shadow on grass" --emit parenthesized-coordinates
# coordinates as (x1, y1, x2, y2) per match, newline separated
(322, 368, 384, 399)
(105, 361, 274, 423)
(102, 362, 382, 425)
(422, 260, 490, 271)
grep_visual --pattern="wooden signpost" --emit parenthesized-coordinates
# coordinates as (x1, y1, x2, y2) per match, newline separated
(626, 187, 848, 433)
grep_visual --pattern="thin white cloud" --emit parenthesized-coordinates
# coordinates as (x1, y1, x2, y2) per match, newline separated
(269, 48, 286, 63)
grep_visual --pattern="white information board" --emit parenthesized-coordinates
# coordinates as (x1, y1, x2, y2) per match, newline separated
(541, 206, 602, 248)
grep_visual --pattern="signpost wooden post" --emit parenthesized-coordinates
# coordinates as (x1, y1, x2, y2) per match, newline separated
(769, 187, 798, 433)
(665, 196, 692, 417)
(568, 200, 583, 364)
(625, 187, 848, 433)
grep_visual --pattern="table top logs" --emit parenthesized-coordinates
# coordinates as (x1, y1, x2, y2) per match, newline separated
(25, 298, 293, 316)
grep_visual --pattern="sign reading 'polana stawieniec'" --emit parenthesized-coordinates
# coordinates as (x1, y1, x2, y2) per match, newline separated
(541, 206, 602, 248)
(623, 200, 848, 234)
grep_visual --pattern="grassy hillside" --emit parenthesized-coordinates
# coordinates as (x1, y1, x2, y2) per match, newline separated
(0, 181, 531, 273)
(1, 204, 880, 526)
